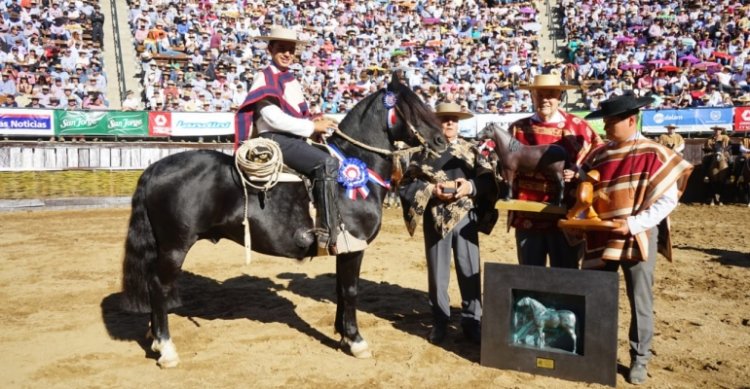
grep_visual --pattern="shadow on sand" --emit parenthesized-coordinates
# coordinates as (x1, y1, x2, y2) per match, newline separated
(101, 270, 480, 364)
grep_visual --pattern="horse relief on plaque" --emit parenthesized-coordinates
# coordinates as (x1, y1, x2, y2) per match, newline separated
(511, 294, 582, 355)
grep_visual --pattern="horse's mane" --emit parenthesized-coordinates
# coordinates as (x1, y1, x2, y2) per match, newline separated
(388, 80, 442, 131)
(338, 77, 441, 135)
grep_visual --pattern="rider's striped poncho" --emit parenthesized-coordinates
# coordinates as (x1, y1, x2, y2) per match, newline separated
(581, 138, 693, 269)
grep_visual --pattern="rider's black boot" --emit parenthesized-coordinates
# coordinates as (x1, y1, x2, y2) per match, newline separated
(313, 158, 341, 255)
(312, 158, 369, 255)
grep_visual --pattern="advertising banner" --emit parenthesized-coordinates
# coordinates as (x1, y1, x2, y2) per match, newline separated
(641, 107, 734, 134)
(0, 109, 55, 136)
(55, 111, 148, 136)
(734, 106, 750, 133)
(148, 112, 235, 136)
(570, 111, 605, 136)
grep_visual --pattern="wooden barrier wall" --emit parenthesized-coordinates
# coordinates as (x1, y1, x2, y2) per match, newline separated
(0, 142, 232, 171)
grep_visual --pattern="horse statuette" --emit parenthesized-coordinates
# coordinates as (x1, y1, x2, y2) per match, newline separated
(486, 123, 568, 206)
(120, 75, 447, 368)
(514, 297, 577, 353)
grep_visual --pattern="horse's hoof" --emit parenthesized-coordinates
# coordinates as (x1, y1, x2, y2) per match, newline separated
(152, 338, 180, 368)
(158, 353, 180, 369)
(341, 338, 372, 359)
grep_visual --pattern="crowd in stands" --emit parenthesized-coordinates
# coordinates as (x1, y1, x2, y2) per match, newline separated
(560, 0, 750, 111)
(129, 0, 548, 114)
(10, 0, 750, 118)
(0, 0, 109, 109)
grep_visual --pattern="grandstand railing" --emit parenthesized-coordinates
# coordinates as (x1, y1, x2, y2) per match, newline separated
(110, 0, 128, 105)
(546, 0, 557, 56)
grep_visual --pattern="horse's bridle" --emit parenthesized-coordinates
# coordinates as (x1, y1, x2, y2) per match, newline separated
(332, 90, 439, 159)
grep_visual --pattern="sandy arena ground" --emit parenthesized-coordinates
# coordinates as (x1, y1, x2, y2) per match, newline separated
(0, 204, 748, 388)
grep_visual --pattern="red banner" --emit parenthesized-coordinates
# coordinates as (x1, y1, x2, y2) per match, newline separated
(148, 112, 172, 136)
(734, 106, 750, 133)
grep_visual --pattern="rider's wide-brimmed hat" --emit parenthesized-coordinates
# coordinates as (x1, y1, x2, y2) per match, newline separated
(435, 102, 473, 120)
(520, 74, 577, 90)
(665, 124, 678, 129)
(256, 26, 305, 45)
(585, 92, 654, 119)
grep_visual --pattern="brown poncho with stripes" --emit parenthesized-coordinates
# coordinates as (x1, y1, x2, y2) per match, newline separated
(581, 138, 693, 269)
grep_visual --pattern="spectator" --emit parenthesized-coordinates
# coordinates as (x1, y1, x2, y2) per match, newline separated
(122, 90, 142, 111)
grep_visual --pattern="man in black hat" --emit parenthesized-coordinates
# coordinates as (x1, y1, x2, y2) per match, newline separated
(577, 93, 693, 385)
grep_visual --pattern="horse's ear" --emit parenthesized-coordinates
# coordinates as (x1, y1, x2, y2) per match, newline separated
(389, 68, 408, 89)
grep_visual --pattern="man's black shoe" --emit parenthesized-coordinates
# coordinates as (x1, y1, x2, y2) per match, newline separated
(462, 321, 481, 345)
(428, 323, 447, 344)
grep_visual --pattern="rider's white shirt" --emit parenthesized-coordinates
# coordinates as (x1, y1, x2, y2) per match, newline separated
(623, 132, 679, 235)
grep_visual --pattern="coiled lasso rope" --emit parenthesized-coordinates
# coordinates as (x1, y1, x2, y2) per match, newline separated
(234, 138, 285, 265)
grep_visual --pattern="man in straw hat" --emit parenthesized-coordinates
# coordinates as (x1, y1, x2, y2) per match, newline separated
(507, 74, 603, 269)
(235, 26, 352, 255)
(578, 92, 692, 385)
(399, 102, 497, 345)
(656, 124, 685, 156)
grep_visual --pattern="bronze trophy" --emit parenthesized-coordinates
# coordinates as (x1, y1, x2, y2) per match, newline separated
(557, 170, 618, 231)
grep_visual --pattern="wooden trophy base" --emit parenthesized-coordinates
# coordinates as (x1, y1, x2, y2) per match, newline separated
(558, 219, 619, 231)
(496, 199, 566, 215)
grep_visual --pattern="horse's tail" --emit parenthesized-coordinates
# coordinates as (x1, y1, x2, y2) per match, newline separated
(121, 169, 158, 313)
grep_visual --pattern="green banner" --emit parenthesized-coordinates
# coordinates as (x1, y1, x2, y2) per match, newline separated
(571, 110, 645, 137)
(570, 111, 604, 136)
(55, 111, 148, 136)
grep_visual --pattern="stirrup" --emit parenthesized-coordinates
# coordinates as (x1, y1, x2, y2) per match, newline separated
(335, 228, 368, 253)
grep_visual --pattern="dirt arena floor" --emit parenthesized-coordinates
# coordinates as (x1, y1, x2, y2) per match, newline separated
(0, 204, 748, 388)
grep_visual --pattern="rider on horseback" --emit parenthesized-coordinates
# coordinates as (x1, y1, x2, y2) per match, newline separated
(657, 124, 685, 156)
(702, 126, 731, 183)
(235, 26, 348, 255)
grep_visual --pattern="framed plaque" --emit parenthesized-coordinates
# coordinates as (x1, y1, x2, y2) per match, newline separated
(481, 263, 619, 387)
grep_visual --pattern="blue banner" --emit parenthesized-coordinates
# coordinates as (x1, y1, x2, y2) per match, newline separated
(641, 107, 734, 134)
(0, 109, 55, 136)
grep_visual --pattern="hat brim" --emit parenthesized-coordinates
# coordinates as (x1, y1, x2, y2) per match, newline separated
(585, 96, 654, 119)
(255, 36, 305, 44)
(519, 84, 578, 90)
(435, 111, 474, 120)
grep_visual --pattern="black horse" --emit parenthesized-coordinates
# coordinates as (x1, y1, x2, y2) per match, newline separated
(121, 77, 446, 368)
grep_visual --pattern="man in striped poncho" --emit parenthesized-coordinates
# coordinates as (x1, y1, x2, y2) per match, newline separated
(580, 93, 693, 385)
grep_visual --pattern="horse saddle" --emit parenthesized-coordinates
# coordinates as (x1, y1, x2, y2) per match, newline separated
(238, 139, 368, 256)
